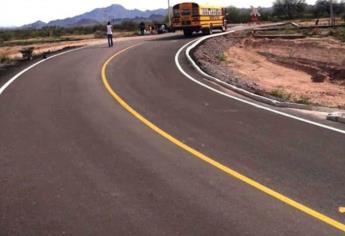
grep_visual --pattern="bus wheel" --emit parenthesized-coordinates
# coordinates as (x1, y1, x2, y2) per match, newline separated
(202, 26, 212, 35)
(210, 25, 213, 34)
(183, 29, 192, 37)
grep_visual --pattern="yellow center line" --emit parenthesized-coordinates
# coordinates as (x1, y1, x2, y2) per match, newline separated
(340, 207, 345, 214)
(101, 43, 345, 233)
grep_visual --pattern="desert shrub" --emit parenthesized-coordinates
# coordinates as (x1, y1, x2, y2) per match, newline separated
(331, 28, 345, 42)
(51, 28, 63, 38)
(294, 95, 311, 104)
(270, 89, 292, 100)
(94, 30, 105, 38)
(117, 21, 137, 31)
(216, 52, 228, 62)
(20, 47, 34, 60)
(311, 72, 326, 82)
(338, 104, 345, 109)
(0, 31, 14, 42)
(0, 54, 10, 63)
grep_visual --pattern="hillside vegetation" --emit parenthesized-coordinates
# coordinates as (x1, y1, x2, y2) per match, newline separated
(226, 0, 345, 23)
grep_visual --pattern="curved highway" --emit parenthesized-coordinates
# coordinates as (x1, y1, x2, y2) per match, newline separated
(1, 33, 345, 235)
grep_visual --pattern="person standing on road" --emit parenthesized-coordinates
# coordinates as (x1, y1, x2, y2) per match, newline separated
(139, 22, 145, 35)
(106, 22, 113, 47)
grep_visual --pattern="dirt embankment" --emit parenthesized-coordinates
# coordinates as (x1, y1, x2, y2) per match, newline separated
(194, 31, 345, 108)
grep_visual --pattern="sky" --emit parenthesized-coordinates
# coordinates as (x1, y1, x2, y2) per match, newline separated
(0, 0, 317, 27)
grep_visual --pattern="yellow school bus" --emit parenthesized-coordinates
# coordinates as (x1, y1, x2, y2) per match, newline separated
(172, 2, 227, 37)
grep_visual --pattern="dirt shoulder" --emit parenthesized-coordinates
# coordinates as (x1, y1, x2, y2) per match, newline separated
(0, 32, 142, 59)
(0, 33, 174, 87)
(193, 30, 345, 109)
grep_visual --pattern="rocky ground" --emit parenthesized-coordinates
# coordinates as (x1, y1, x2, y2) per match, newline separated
(193, 31, 345, 109)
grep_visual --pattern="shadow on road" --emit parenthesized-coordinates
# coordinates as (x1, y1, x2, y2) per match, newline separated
(148, 33, 200, 42)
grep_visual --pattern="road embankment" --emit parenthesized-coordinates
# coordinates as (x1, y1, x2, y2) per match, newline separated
(192, 29, 345, 110)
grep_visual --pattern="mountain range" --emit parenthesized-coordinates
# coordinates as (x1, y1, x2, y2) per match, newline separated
(22, 4, 167, 28)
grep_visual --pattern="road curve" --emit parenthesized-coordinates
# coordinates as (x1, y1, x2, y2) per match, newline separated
(1, 34, 345, 236)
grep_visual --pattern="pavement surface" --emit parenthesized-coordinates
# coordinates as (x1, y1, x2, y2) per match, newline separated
(1, 32, 345, 236)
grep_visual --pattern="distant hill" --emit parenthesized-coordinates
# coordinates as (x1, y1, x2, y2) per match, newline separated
(22, 21, 47, 29)
(68, 19, 102, 28)
(22, 4, 167, 28)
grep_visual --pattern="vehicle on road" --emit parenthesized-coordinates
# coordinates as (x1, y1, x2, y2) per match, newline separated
(172, 2, 227, 37)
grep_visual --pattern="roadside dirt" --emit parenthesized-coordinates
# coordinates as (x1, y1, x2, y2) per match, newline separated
(194, 32, 345, 108)
(0, 39, 103, 59)
(294, 17, 344, 27)
(0, 33, 172, 87)
(0, 32, 158, 59)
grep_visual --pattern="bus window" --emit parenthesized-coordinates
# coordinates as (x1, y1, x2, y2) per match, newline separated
(174, 9, 180, 17)
(181, 9, 191, 16)
(192, 8, 199, 16)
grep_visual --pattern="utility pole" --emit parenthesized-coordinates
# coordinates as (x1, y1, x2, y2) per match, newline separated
(330, 0, 335, 26)
(168, 0, 172, 27)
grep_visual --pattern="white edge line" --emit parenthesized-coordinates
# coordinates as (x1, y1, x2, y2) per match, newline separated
(186, 32, 287, 106)
(0, 46, 86, 95)
(175, 35, 345, 135)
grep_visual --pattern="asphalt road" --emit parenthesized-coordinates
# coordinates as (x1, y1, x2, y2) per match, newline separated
(1, 33, 345, 236)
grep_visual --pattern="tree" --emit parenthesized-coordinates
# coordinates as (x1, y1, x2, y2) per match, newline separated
(118, 21, 137, 31)
(260, 8, 275, 21)
(226, 7, 251, 23)
(313, 0, 329, 17)
(273, 0, 307, 19)
(313, 0, 345, 18)
(336, 0, 345, 15)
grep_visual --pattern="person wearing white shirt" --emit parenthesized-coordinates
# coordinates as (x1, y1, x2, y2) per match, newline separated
(106, 22, 113, 47)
